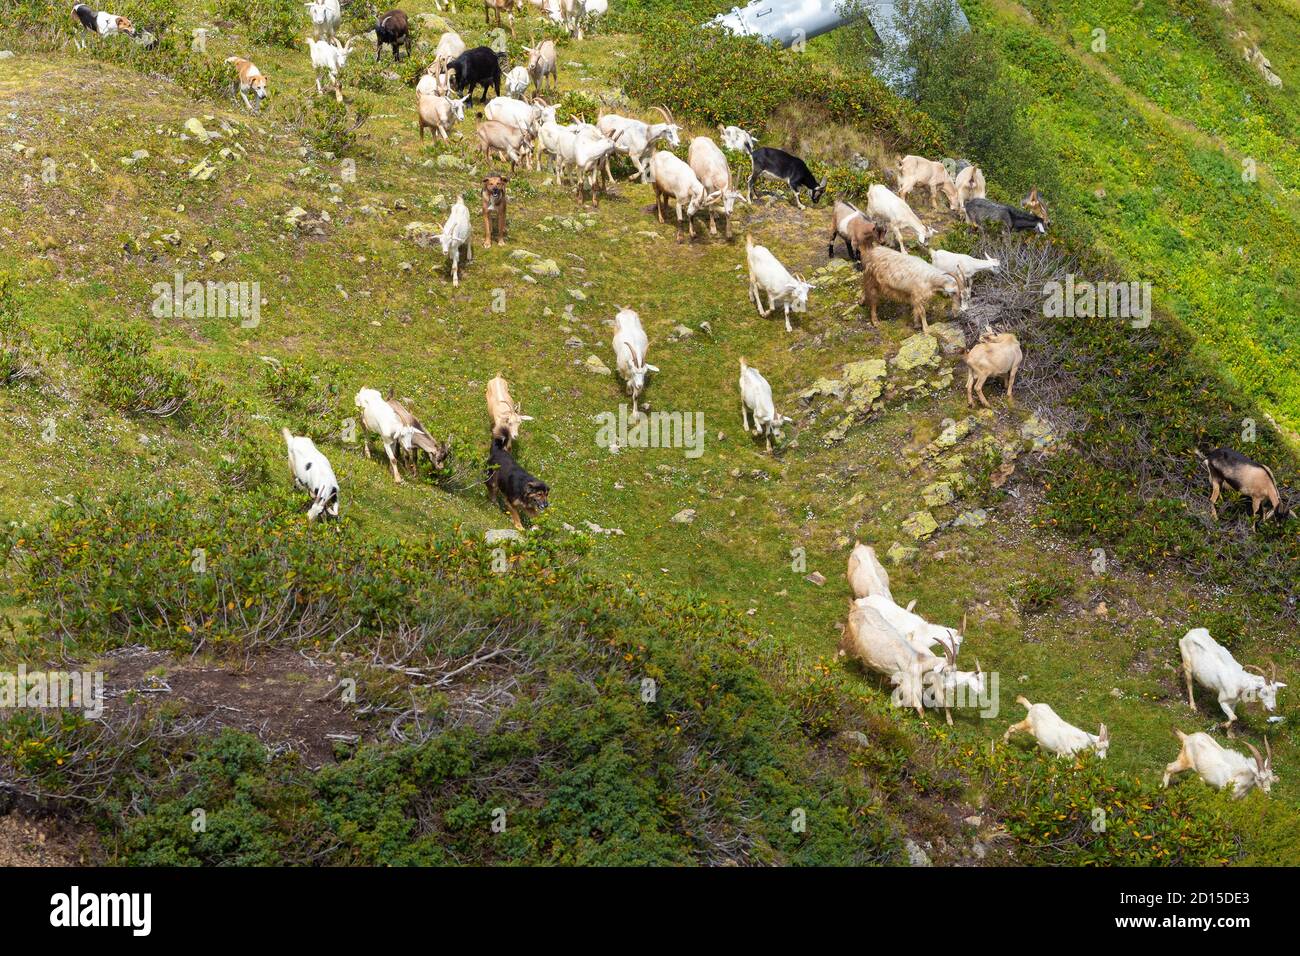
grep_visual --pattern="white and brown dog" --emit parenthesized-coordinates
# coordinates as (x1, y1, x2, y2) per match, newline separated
(72, 4, 135, 39)
(225, 56, 269, 111)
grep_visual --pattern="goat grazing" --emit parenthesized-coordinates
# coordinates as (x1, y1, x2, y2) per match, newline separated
(1004, 697, 1110, 759)
(599, 108, 681, 184)
(827, 199, 882, 263)
(476, 119, 531, 171)
(738, 357, 790, 452)
(484, 0, 519, 35)
(965, 198, 1045, 234)
(612, 308, 658, 418)
(747, 146, 825, 209)
(1197, 447, 1290, 523)
(839, 599, 955, 721)
(687, 136, 747, 239)
(963, 329, 1022, 407)
(746, 235, 813, 332)
(651, 150, 720, 241)
(856, 594, 964, 660)
(846, 541, 892, 602)
(929, 249, 999, 309)
(416, 92, 467, 141)
(386, 393, 452, 475)
(1162, 731, 1275, 798)
(355, 388, 416, 483)
(866, 184, 934, 249)
(896, 155, 959, 210)
(504, 65, 530, 98)
(283, 428, 340, 520)
(306, 37, 356, 97)
(1179, 627, 1285, 736)
(485, 374, 533, 448)
(859, 239, 960, 333)
(1022, 187, 1050, 225)
(438, 197, 472, 286)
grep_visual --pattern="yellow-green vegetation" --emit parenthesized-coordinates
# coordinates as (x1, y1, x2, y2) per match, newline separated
(0, 0, 1297, 864)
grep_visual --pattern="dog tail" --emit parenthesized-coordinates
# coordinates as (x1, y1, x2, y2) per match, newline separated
(1015, 696, 1032, 711)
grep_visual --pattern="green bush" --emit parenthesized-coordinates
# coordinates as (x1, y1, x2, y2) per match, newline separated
(11, 492, 903, 865)
(617, 19, 944, 153)
(65, 320, 191, 419)
(214, 0, 300, 49)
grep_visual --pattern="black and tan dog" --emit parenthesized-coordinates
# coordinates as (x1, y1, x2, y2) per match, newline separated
(486, 437, 548, 530)
(481, 175, 508, 248)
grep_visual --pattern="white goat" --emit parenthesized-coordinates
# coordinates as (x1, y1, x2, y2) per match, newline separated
(1179, 627, 1285, 737)
(525, 39, 557, 94)
(929, 249, 999, 309)
(611, 308, 658, 418)
(546, 124, 617, 206)
(416, 92, 467, 141)
(354, 388, 415, 483)
(839, 599, 958, 721)
(439, 197, 472, 286)
(1162, 731, 1276, 798)
(855, 594, 963, 660)
(1003, 697, 1110, 759)
(307, 37, 356, 96)
(718, 124, 756, 154)
(745, 235, 813, 332)
(504, 65, 530, 98)
(282, 428, 340, 520)
(738, 357, 790, 452)
(954, 164, 986, 215)
(866, 183, 935, 250)
(687, 136, 747, 238)
(599, 108, 681, 183)
(433, 31, 466, 71)
(304, 0, 341, 41)
(649, 150, 720, 241)
(846, 541, 891, 601)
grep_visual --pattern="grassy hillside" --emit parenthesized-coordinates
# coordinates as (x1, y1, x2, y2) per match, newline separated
(0, 0, 1297, 864)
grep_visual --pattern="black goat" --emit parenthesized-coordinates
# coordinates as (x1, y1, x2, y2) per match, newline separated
(746, 147, 825, 210)
(448, 46, 503, 104)
(965, 198, 1045, 234)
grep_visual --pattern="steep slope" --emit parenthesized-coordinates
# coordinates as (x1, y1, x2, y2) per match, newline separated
(0, 0, 1297, 864)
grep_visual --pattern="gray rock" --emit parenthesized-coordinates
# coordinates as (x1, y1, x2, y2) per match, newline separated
(903, 838, 932, 867)
(670, 508, 697, 524)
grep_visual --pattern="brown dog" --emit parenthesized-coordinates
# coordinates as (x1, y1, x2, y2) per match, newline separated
(481, 175, 508, 248)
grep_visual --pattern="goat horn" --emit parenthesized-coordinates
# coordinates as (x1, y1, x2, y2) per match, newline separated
(961, 612, 968, 635)
(1245, 741, 1265, 774)
(1265, 735, 1273, 765)
(1243, 664, 1266, 676)
(652, 104, 672, 124)
(1271, 660, 1278, 683)
(974, 658, 982, 676)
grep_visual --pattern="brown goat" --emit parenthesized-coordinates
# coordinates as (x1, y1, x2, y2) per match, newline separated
(963, 330, 1023, 407)
(858, 233, 962, 332)
(1198, 447, 1290, 523)
(827, 199, 884, 263)
(1021, 187, 1050, 225)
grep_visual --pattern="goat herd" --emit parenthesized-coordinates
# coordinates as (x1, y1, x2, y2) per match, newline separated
(70, 2, 1292, 800)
